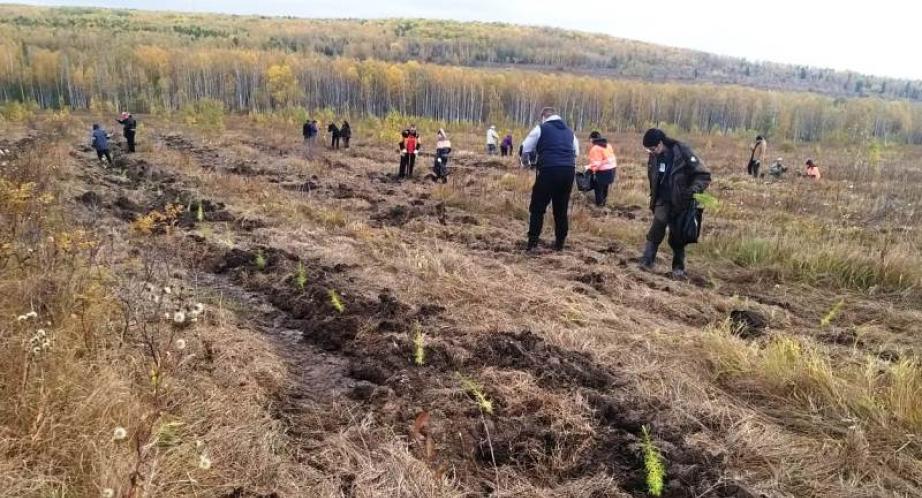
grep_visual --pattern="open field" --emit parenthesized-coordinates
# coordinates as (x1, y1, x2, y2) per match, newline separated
(1, 112, 921, 497)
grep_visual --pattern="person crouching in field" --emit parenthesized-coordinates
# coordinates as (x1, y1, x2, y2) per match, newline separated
(432, 129, 452, 183)
(586, 131, 617, 207)
(805, 159, 821, 180)
(639, 128, 711, 279)
(91, 124, 113, 166)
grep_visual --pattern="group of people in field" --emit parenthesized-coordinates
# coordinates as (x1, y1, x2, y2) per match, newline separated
(302, 119, 352, 151)
(88, 106, 836, 281)
(89, 112, 137, 165)
(748, 135, 822, 181)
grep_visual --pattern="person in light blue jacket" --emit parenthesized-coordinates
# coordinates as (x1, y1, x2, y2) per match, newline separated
(91, 124, 112, 165)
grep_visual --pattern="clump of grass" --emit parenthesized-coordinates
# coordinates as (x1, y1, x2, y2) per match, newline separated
(412, 323, 425, 366)
(295, 261, 307, 291)
(820, 299, 845, 328)
(459, 374, 493, 414)
(642, 425, 666, 497)
(254, 249, 266, 271)
(328, 289, 345, 313)
(693, 191, 719, 209)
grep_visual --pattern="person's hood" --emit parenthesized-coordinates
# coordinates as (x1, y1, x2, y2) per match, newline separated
(542, 118, 568, 130)
(591, 138, 608, 147)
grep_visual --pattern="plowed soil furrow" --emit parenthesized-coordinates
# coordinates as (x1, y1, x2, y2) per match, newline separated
(63, 133, 763, 496)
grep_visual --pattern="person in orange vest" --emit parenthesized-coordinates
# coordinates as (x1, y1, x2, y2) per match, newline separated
(805, 159, 821, 180)
(585, 131, 618, 207)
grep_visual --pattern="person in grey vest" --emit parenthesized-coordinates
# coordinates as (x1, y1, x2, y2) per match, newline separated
(520, 107, 579, 252)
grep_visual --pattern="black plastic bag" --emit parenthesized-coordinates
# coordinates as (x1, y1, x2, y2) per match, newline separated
(679, 199, 704, 244)
(575, 171, 594, 192)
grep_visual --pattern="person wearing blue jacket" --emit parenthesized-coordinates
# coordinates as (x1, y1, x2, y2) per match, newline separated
(91, 124, 112, 165)
(520, 107, 580, 252)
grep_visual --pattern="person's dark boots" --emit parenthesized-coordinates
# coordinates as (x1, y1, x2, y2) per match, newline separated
(526, 238, 540, 253)
(639, 241, 657, 270)
(553, 239, 565, 252)
(671, 247, 687, 280)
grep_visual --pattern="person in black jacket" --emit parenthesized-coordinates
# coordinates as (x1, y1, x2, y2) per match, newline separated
(340, 121, 352, 148)
(117, 112, 137, 153)
(328, 123, 341, 149)
(639, 128, 712, 279)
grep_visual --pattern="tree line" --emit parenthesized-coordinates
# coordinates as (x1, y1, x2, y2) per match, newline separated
(3, 5, 920, 103)
(1, 5, 921, 143)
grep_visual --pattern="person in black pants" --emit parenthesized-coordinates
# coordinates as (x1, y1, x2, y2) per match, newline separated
(340, 121, 352, 148)
(520, 107, 579, 252)
(117, 112, 137, 153)
(328, 123, 341, 149)
(639, 128, 712, 279)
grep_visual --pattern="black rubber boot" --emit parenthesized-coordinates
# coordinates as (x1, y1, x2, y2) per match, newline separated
(526, 238, 540, 252)
(671, 246, 687, 280)
(639, 241, 657, 270)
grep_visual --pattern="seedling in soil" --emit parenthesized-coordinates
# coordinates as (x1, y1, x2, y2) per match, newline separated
(196, 201, 205, 223)
(642, 425, 666, 497)
(295, 261, 307, 291)
(412, 323, 425, 366)
(254, 249, 266, 271)
(820, 299, 845, 328)
(328, 289, 345, 313)
(459, 374, 493, 414)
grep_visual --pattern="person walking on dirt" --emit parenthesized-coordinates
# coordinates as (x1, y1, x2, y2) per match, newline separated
(432, 129, 452, 183)
(639, 128, 712, 279)
(328, 122, 341, 149)
(586, 131, 617, 207)
(486, 125, 500, 155)
(116, 112, 137, 153)
(748, 135, 766, 178)
(521, 106, 580, 252)
(91, 124, 113, 166)
(340, 121, 352, 149)
(501, 134, 513, 157)
(804, 159, 821, 180)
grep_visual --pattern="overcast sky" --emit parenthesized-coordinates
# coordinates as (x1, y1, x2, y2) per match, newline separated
(14, 0, 921, 80)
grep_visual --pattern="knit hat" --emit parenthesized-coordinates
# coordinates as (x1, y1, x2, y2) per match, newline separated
(120, 112, 130, 120)
(642, 128, 666, 148)
(589, 131, 601, 140)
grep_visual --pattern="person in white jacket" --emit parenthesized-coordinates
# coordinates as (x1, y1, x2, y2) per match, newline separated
(486, 125, 500, 155)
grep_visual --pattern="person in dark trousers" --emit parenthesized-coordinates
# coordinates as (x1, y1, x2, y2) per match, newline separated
(639, 128, 712, 279)
(303, 120, 311, 142)
(404, 128, 420, 177)
(520, 106, 579, 252)
(501, 134, 513, 156)
(91, 124, 112, 165)
(586, 131, 617, 207)
(328, 122, 341, 149)
(432, 128, 451, 183)
(116, 112, 137, 153)
(398, 130, 410, 178)
(748, 135, 766, 178)
(340, 121, 352, 148)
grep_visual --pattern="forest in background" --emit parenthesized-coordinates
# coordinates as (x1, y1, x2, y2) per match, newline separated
(1, 4, 922, 143)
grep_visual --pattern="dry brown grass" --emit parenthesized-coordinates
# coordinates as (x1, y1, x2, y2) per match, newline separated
(4, 113, 922, 497)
